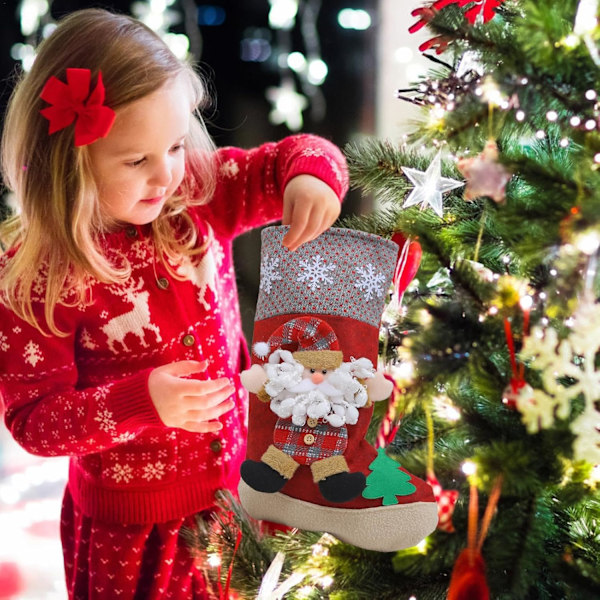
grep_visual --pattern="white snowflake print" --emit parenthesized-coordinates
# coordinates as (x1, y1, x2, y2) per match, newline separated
(354, 264, 386, 301)
(0, 331, 8, 352)
(297, 255, 337, 291)
(13, 326, 21, 334)
(79, 328, 98, 350)
(328, 156, 344, 185)
(300, 147, 326, 158)
(110, 463, 134, 483)
(142, 461, 166, 481)
(259, 253, 283, 294)
(94, 408, 117, 433)
(112, 431, 136, 444)
(23, 340, 44, 367)
(219, 158, 239, 178)
(100, 310, 109, 320)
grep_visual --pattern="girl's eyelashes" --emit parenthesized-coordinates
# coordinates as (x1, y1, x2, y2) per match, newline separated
(125, 144, 184, 168)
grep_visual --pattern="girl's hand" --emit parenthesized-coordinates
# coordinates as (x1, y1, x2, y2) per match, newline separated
(282, 174, 341, 251)
(148, 360, 235, 433)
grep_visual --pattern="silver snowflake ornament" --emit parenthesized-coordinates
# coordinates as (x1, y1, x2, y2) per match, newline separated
(402, 151, 464, 218)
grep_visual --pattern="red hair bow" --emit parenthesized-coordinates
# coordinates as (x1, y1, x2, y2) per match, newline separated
(39, 68, 116, 147)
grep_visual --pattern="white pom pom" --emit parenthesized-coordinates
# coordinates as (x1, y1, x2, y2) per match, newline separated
(253, 341, 270, 359)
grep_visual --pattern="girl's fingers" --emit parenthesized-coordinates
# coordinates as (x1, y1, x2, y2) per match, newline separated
(180, 377, 232, 397)
(186, 399, 235, 422)
(164, 359, 208, 377)
(284, 204, 324, 251)
(182, 420, 223, 433)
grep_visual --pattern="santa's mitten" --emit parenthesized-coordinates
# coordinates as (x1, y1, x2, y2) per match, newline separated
(239, 226, 438, 552)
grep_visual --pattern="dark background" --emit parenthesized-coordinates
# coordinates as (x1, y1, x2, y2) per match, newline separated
(0, 0, 379, 336)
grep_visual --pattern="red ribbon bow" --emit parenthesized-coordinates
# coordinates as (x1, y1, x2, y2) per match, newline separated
(39, 68, 116, 147)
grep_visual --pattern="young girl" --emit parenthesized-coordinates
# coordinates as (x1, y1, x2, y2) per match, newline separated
(0, 8, 347, 599)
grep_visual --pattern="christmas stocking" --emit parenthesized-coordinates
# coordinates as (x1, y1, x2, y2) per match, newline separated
(239, 226, 438, 552)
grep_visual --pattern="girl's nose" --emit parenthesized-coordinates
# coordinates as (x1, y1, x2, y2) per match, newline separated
(149, 160, 172, 188)
(311, 371, 324, 384)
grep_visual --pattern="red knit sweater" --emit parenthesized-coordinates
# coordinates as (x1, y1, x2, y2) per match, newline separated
(0, 134, 348, 524)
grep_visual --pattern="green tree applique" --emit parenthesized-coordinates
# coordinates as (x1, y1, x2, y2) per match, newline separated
(362, 447, 416, 505)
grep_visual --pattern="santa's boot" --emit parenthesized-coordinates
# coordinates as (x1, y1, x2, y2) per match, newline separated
(311, 455, 366, 503)
(240, 445, 298, 493)
(239, 226, 438, 552)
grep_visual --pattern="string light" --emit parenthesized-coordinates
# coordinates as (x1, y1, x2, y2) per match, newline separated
(337, 8, 372, 30)
(433, 395, 461, 421)
(207, 553, 221, 567)
(520, 295, 533, 311)
(317, 575, 334, 588)
(462, 460, 477, 476)
(576, 231, 600, 254)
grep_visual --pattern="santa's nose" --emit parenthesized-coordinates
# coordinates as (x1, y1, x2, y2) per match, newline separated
(311, 371, 324, 384)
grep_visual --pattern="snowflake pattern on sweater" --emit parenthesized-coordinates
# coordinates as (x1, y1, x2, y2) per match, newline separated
(0, 134, 348, 524)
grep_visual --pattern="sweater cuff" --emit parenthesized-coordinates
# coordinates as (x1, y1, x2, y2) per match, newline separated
(281, 157, 348, 201)
(107, 368, 163, 430)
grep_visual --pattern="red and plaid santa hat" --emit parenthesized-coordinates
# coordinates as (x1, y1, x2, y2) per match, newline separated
(253, 316, 343, 371)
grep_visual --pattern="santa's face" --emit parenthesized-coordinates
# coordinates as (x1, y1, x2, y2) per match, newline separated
(265, 357, 369, 428)
(287, 367, 341, 397)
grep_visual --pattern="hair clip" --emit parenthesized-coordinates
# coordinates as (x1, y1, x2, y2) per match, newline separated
(39, 68, 116, 147)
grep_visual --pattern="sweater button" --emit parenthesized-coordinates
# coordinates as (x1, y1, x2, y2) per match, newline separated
(210, 439, 222, 453)
(125, 226, 138, 238)
(157, 277, 169, 289)
(182, 334, 196, 346)
(303, 433, 315, 445)
(306, 418, 318, 428)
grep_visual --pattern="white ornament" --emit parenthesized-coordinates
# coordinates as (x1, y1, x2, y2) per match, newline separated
(401, 151, 464, 218)
(259, 253, 283, 294)
(520, 299, 600, 464)
(354, 263, 386, 301)
(297, 255, 336, 291)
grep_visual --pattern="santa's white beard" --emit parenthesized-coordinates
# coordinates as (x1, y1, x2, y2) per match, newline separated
(287, 378, 340, 396)
(269, 372, 368, 428)
(261, 351, 374, 428)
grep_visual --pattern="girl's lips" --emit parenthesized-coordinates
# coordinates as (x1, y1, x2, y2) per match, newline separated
(140, 196, 163, 205)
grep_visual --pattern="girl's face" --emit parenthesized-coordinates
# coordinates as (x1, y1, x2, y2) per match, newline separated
(88, 75, 192, 226)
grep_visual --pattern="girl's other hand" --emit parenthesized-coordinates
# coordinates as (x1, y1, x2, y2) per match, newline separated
(281, 174, 341, 251)
(148, 360, 235, 433)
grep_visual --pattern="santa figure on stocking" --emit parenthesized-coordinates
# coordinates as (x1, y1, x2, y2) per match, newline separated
(241, 316, 392, 503)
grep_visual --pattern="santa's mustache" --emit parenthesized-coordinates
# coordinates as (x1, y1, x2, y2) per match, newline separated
(287, 378, 340, 396)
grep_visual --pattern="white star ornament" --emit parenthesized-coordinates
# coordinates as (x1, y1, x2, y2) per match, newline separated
(401, 152, 464, 218)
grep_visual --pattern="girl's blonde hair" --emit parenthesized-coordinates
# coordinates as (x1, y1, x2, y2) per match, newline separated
(0, 8, 217, 335)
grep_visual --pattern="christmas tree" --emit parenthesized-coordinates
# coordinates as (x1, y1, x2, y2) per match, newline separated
(186, 1, 600, 598)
